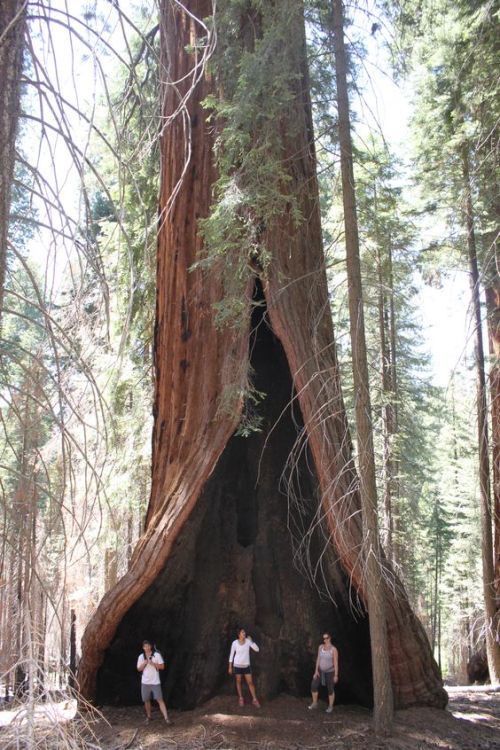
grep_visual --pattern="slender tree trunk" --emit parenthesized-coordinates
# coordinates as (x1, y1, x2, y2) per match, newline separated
(485, 280, 500, 610)
(478, 116, 500, 621)
(387, 243, 401, 566)
(373, 187, 399, 565)
(15, 547, 24, 692)
(458, 613, 470, 684)
(376, 238, 393, 558)
(331, 0, 393, 733)
(462, 146, 500, 683)
(0, 0, 26, 324)
(38, 592, 47, 694)
(437, 600, 441, 671)
(14, 390, 31, 694)
(69, 610, 77, 691)
(3, 550, 17, 695)
(376, 237, 399, 564)
(432, 527, 438, 653)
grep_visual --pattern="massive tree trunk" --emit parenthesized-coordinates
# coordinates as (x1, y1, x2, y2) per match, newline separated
(78, 0, 446, 710)
(0, 0, 26, 324)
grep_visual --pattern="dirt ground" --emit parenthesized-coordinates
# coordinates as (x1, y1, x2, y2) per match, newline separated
(91, 686, 500, 750)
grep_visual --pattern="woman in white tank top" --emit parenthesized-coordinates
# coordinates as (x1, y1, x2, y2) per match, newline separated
(308, 632, 339, 713)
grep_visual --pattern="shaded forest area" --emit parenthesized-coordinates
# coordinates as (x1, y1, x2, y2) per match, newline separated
(0, 0, 498, 747)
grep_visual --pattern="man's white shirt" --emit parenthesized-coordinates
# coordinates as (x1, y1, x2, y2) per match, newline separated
(137, 652, 164, 684)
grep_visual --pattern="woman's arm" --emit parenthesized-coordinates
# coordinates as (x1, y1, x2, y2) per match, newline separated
(314, 646, 321, 677)
(333, 647, 339, 682)
(228, 641, 236, 673)
(248, 637, 259, 653)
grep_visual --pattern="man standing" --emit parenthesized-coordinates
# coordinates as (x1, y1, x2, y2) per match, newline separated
(137, 640, 171, 724)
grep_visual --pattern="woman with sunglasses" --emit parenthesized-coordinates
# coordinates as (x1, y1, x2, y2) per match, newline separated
(308, 632, 338, 713)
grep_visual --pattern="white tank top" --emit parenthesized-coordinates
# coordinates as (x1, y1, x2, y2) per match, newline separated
(319, 647, 334, 672)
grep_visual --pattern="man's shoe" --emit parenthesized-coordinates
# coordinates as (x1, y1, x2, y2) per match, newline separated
(325, 706, 333, 713)
(308, 703, 318, 710)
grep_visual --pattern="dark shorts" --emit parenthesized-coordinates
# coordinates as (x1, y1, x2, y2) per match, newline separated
(233, 666, 251, 675)
(141, 683, 164, 702)
(311, 671, 335, 696)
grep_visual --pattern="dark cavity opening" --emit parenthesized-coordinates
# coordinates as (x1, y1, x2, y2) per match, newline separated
(96, 280, 373, 709)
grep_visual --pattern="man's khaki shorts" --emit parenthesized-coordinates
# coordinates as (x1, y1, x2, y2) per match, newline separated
(141, 683, 163, 702)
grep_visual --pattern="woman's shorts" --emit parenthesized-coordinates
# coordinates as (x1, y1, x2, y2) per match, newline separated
(311, 671, 335, 696)
(141, 683, 164, 702)
(233, 666, 252, 675)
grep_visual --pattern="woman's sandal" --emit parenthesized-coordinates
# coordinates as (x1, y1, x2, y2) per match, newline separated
(238, 697, 244, 706)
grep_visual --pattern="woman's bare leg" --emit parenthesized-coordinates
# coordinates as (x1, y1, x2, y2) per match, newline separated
(235, 675, 243, 699)
(244, 674, 260, 705)
(309, 690, 319, 708)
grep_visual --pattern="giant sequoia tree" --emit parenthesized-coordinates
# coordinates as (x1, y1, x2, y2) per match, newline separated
(77, 0, 446, 710)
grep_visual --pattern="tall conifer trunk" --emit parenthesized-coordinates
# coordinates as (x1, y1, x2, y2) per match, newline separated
(376, 235, 399, 565)
(485, 281, 500, 609)
(462, 147, 500, 684)
(0, 0, 26, 324)
(78, 0, 446, 711)
(387, 246, 401, 565)
(331, 0, 393, 732)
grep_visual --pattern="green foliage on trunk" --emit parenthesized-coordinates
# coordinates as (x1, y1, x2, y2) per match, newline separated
(196, 0, 305, 326)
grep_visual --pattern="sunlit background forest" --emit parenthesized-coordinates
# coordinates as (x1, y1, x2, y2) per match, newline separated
(0, 0, 498, 735)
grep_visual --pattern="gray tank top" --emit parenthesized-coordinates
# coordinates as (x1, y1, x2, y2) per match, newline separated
(319, 647, 334, 673)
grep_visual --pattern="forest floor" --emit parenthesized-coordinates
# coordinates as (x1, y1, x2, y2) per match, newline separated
(90, 686, 500, 750)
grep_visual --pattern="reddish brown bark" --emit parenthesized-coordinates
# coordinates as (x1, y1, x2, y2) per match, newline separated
(78, 0, 446, 709)
(78, 0, 250, 699)
(0, 0, 26, 323)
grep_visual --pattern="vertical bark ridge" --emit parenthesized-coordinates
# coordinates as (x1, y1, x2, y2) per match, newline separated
(0, 0, 27, 324)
